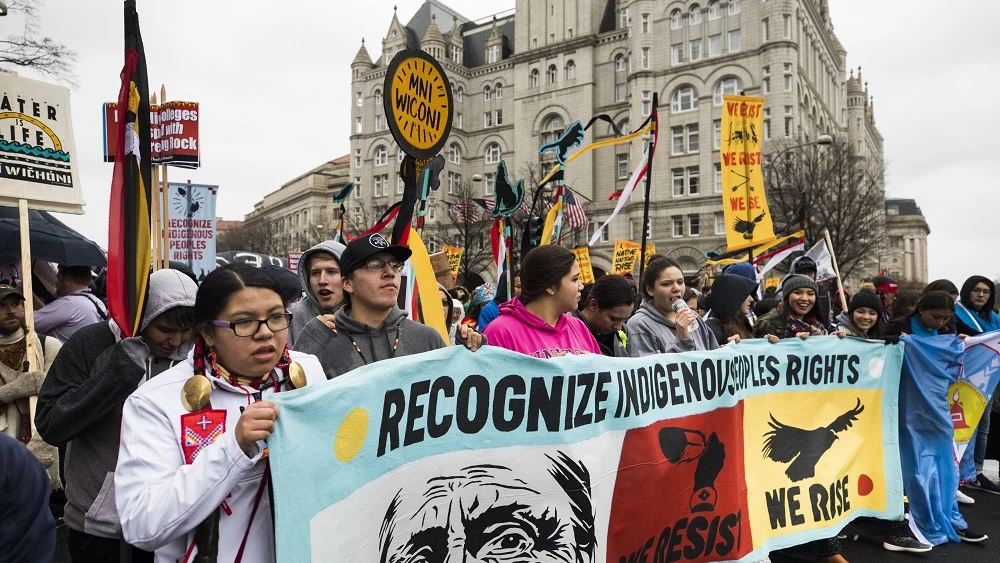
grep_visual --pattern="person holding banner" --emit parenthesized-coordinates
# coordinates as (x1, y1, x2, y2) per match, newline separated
(288, 240, 347, 345)
(836, 286, 885, 339)
(705, 274, 762, 346)
(755, 275, 830, 340)
(624, 256, 718, 357)
(571, 274, 633, 356)
(884, 291, 957, 338)
(484, 245, 599, 358)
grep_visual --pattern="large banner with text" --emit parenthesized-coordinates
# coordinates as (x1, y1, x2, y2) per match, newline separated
(166, 182, 216, 280)
(270, 338, 904, 562)
(721, 95, 775, 251)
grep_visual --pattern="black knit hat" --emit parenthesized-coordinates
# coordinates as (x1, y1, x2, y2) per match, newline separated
(849, 290, 883, 316)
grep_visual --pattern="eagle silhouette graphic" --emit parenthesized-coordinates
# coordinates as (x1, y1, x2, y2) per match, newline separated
(762, 399, 864, 482)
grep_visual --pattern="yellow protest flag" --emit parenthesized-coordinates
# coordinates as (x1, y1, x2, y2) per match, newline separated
(540, 200, 562, 246)
(643, 243, 656, 267)
(443, 245, 463, 279)
(612, 239, 641, 274)
(720, 95, 776, 252)
(572, 247, 595, 284)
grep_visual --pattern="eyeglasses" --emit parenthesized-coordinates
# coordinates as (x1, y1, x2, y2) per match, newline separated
(363, 259, 405, 272)
(970, 288, 991, 295)
(211, 313, 292, 337)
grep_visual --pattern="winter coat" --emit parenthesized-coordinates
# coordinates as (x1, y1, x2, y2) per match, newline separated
(288, 240, 347, 345)
(885, 314, 956, 337)
(955, 276, 1000, 336)
(484, 298, 601, 358)
(705, 274, 758, 345)
(0, 432, 55, 561)
(624, 301, 719, 357)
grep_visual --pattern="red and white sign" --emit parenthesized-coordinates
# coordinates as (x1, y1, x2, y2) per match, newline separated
(103, 101, 200, 168)
(287, 253, 303, 273)
(180, 409, 226, 465)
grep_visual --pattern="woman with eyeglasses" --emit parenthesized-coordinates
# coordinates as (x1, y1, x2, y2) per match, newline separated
(114, 263, 328, 563)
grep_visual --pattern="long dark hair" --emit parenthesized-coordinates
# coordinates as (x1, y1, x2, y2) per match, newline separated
(587, 275, 634, 310)
(923, 279, 958, 296)
(520, 246, 577, 305)
(641, 256, 683, 301)
(195, 263, 281, 331)
(915, 291, 955, 314)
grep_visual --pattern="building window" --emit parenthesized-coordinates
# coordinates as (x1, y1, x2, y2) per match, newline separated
(690, 5, 701, 24)
(356, 91, 362, 107)
(615, 83, 627, 103)
(447, 171, 461, 194)
(714, 76, 743, 105)
(456, 87, 463, 102)
(641, 47, 651, 69)
(689, 214, 700, 235)
(547, 65, 558, 84)
(783, 14, 792, 38)
(541, 114, 565, 145)
(374, 174, 388, 197)
(354, 177, 362, 198)
(784, 110, 793, 138)
(487, 45, 499, 63)
(709, 34, 722, 56)
(374, 114, 383, 131)
(374, 89, 382, 106)
(763, 108, 771, 140)
(641, 13, 650, 33)
(485, 143, 501, 164)
(565, 60, 576, 80)
(641, 90, 652, 116)
(687, 167, 700, 195)
(687, 124, 699, 153)
(549, 33, 555, 43)
(484, 112, 493, 127)
(484, 85, 492, 101)
(617, 154, 629, 179)
(708, 1, 720, 20)
(456, 112, 463, 129)
(671, 85, 698, 112)
(714, 164, 722, 193)
(495, 109, 503, 125)
(673, 215, 684, 237)
(495, 83, 503, 98)
(355, 117, 362, 134)
(530, 69, 540, 88)
(762, 77, 770, 94)
(592, 221, 611, 242)
(396, 177, 405, 195)
(615, 54, 626, 72)
(672, 169, 685, 196)
(568, 28, 573, 37)
(671, 44, 683, 65)
(485, 172, 496, 195)
(728, 0, 741, 15)
(715, 211, 725, 234)
(761, 18, 769, 41)
(374, 145, 388, 166)
(784, 63, 792, 91)
(672, 126, 684, 155)
(671, 9, 682, 29)
(690, 39, 702, 61)
(620, 8, 630, 28)
(713, 119, 721, 150)
(448, 143, 461, 164)
(728, 29, 741, 52)
(429, 206, 436, 221)
(354, 148, 361, 168)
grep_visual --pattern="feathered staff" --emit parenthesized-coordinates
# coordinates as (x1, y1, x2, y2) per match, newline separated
(490, 160, 524, 301)
(331, 182, 354, 243)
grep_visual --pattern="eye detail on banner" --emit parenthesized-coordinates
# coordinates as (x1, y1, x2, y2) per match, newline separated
(335, 407, 369, 463)
(384, 49, 453, 159)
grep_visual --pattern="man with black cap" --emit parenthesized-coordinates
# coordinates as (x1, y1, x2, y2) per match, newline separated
(293, 233, 483, 379)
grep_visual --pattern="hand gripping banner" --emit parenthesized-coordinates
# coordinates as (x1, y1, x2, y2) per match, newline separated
(269, 337, 904, 562)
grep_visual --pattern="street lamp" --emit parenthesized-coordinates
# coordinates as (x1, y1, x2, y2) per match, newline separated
(0, 3, 8, 17)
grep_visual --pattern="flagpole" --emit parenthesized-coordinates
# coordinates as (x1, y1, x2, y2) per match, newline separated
(148, 92, 161, 271)
(637, 95, 657, 298)
(823, 228, 849, 311)
(159, 84, 170, 270)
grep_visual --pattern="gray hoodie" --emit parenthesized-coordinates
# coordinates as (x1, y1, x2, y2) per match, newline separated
(35, 269, 197, 539)
(293, 306, 447, 379)
(289, 240, 347, 345)
(624, 301, 719, 357)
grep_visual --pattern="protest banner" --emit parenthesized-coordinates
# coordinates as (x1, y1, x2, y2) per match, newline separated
(166, 182, 217, 280)
(951, 331, 1000, 478)
(612, 239, 641, 274)
(287, 252, 302, 273)
(383, 49, 453, 160)
(573, 246, 595, 284)
(443, 245, 463, 280)
(428, 250, 453, 289)
(103, 100, 200, 168)
(0, 73, 84, 214)
(270, 337, 904, 563)
(644, 242, 656, 267)
(721, 95, 775, 252)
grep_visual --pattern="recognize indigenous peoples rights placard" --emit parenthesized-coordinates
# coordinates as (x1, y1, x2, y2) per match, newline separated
(269, 337, 904, 563)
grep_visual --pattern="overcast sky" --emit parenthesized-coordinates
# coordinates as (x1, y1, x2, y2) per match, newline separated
(20, 0, 1000, 283)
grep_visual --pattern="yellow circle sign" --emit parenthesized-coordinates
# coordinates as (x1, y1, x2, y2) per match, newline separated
(383, 49, 453, 159)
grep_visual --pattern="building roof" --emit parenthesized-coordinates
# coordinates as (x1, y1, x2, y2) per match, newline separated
(885, 199, 923, 216)
(331, 154, 351, 165)
(352, 41, 373, 67)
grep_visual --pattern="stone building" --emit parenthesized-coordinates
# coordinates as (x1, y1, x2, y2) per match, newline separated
(349, 0, 884, 280)
(882, 198, 929, 285)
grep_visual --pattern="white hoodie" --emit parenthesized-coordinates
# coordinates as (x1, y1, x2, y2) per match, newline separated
(115, 350, 325, 563)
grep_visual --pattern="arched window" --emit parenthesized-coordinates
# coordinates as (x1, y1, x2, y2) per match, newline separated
(713, 76, 743, 105)
(448, 143, 461, 164)
(374, 89, 382, 106)
(615, 119, 630, 135)
(483, 85, 492, 101)
(540, 114, 565, 145)
(547, 65, 558, 84)
(708, 1, 720, 20)
(689, 5, 701, 25)
(485, 143, 501, 164)
(565, 60, 576, 80)
(495, 82, 503, 98)
(728, 0, 741, 15)
(530, 69, 540, 88)
(455, 87, 464, 102)
(670, 10, 682, 29)
(374, 145, 388, 166)
(671, 85, 698, 113)
(615, 54, 626, 72)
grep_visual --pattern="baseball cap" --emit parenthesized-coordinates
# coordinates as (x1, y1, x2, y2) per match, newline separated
(339, 233, 413, 277)
(0, 285, 25, 302)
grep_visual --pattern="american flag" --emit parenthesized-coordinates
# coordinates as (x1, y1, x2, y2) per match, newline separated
(562, 189, 588, 229)
(471, 198, 496, 214)
(447, 202, 479, 222)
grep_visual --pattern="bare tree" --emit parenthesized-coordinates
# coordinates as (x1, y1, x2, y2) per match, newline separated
(765, 137, 885, 279)
(217, 219, 285, 256)
(0, 1, 77, 84)
(425, 180, 496, 286)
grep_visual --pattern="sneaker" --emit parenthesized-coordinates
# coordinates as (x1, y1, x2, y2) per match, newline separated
(883, 536, 932, 553)
(968, 473, 1000, 495)
(957, 528, 988, 543)
(957, 489, 976, 505)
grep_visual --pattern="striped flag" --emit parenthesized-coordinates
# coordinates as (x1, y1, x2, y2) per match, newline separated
(107, 0, 152, 337)
(563, 189, 588, 229)
(447, 202, 479, 222)
(471, 198, 496, 214)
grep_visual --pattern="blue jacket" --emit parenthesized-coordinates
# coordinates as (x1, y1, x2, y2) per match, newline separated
(0, 432, 55, 561)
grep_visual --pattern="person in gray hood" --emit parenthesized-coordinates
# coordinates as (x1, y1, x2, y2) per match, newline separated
(623, 256, 718, 357)
(294, 233, 483, 379)
(35, 269, 198, 563)
(288, 240, 347, 345)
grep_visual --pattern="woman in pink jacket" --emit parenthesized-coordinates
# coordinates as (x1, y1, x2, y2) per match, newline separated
(484, 245, 600, 358)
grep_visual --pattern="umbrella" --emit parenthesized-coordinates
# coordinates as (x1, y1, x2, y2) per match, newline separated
(0, 206, 107, 267)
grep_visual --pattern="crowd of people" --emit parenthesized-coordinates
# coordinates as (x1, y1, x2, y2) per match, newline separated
(0, 236, 996, 562)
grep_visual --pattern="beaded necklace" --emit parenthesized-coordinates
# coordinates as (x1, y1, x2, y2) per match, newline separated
(348, 321, 402, 365)
(193, 337, 292, 387)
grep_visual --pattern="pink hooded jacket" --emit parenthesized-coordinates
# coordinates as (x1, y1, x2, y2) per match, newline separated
(483, 297, 601, 358)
